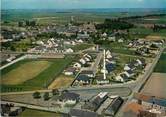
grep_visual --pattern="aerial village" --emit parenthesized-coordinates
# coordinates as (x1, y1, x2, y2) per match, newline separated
(1, 12, 166, 117)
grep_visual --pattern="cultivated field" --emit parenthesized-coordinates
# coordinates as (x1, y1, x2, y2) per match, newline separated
(1, 61, 51, 85)
(48, 75, 74, 89)
(141, 73, 166, 99)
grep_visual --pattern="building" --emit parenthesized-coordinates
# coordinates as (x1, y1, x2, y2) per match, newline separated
(73, 62, 82, 68)
(115, 73, 129, 82)
(65, 48, 74, 53)
(79, 58, 86, 65)
(75, 74, 91, 85)
(123, 102, 144, 117)
(124, 63, 135, 71)
(124, 70, 135, 78)
(64, 67, 76, 76)
(83, 92, 108, 112)
(104, 97, 124, 116)
(80, 70, 95, 78)
(106, 63, 115, 73)
(96, 75, 110, 85)
(59, 92, 80, 105)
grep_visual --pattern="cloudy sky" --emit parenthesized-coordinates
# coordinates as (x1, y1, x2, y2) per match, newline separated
(2, 0, 166, 9)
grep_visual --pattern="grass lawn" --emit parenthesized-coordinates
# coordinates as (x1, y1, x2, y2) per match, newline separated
(1, 56, 74, 92)
(19, 109, 61, 117)
(154, 51, 166, 73)
(48, 75, 74, 89)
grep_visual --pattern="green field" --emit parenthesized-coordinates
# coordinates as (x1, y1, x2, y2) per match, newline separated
(102, 42, 135, 55)
(130, 27, 166, 37)
(71, 43, 94, 52)
(154, 51, 166, 73)
(19, 109, 61, 117)
(1, 57, 73, 92)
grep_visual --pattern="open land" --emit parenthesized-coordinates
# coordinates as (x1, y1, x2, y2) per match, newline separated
(48, 75, 74, 89)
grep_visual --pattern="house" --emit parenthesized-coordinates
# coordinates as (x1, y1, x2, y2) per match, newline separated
(124, 70, 135, 78)
(123, 102, 144, 117)
(73, 62, 82, 68)
(59, 92, 80, 105)
(77, 39, 83, 43)
(115, 75, 124, 82)
(6, 56, 16, 62)
(106, 50, 113, 59)
(96, 76, 109, 85)
(65, 48, 74, 53)
(106, 58, 116, 64)
(79, 58, 86, 65)
(83, 92, 108, 112)
(104, 97, 124, 116)
(84, 57, 90, 62)
(118, 38, 124, 43)
(75, 74, 91, 85)
(70, 109, 98, 117)
(36, 40, 44, 45)
(115, 73, 129, 82)
(64, 67, 76, 76)
(83, 54, 92, 60)
(77, 32, 89, 39)
(108, 36, 116, 42)
(102, 32, 107, 37)
(80, 70, 95, 78)
(136, 58, 146, 67)
(124, 63, 135, 71)
(106, 63, 115, 73)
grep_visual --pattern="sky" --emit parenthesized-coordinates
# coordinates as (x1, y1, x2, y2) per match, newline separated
(2, 0, 166, 9)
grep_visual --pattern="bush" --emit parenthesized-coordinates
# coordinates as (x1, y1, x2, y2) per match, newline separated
(33, 91, 41, 99)
(52, 89, 59, 95)
(43, 92, 50, 101)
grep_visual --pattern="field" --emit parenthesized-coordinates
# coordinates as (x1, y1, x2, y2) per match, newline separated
(48, 75, 74, 89)
(1, 61, 50, 85)
(1, 57, 73, 92)
(19, 109, 61, 117)
(154, 51, 166, 73)
(141, 73, 166, 99)
(71, 43, 94, 52)
(102, 42, 135, 55)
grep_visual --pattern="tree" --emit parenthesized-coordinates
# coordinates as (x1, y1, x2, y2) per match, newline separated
(52, 89, 59, 95)
(43, 92, 49, 101)
(33, 91, 41, 99)
(18, 21, 24, 27)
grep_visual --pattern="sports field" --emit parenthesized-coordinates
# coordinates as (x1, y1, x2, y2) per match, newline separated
(1, 57, 73, 92)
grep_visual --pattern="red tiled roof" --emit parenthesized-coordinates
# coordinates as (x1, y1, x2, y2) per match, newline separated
(124, 102, 144, 114)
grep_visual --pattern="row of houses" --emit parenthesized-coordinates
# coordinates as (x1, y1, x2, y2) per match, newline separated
(29, 38, 84, 53)
(64, 53, 93, 76)
(115, 58, 146, 82)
